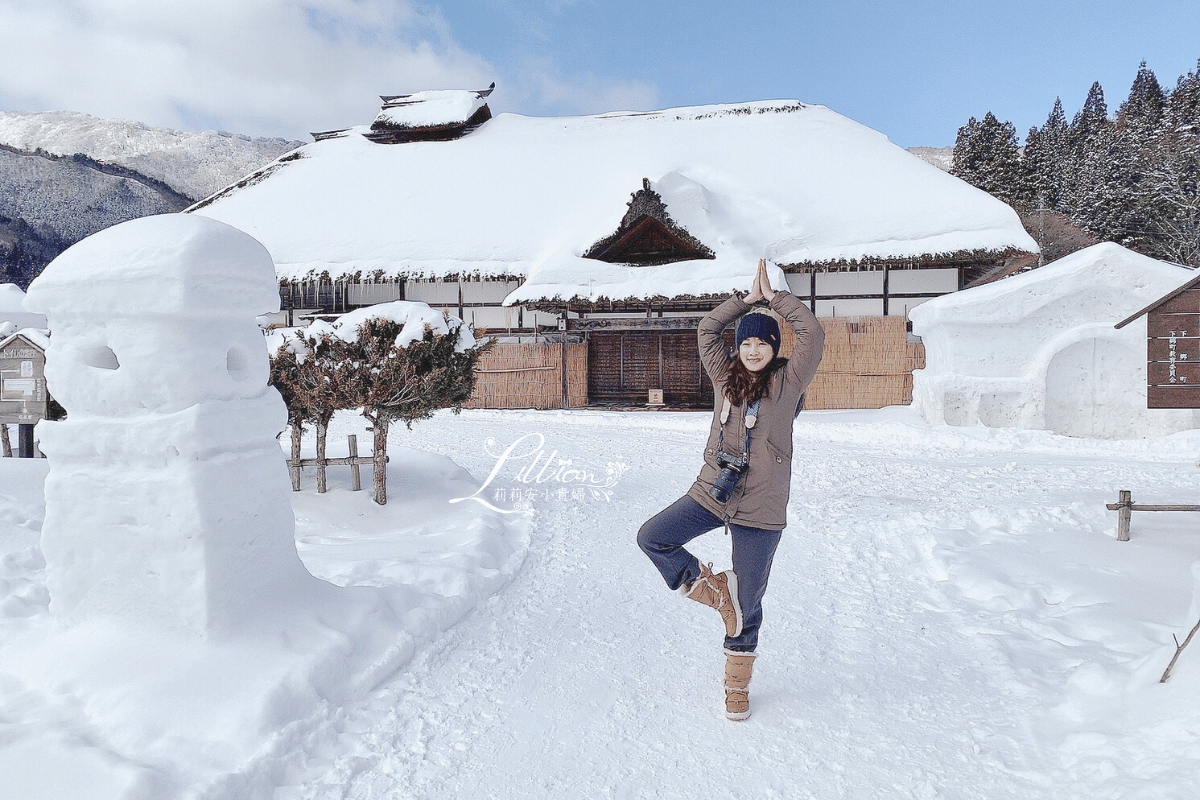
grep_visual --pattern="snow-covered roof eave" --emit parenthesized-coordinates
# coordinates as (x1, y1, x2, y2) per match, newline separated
(503, 255, 786, 306)
(506, 239, 1040, 307)
(273, 258, 530, 283)
(775, 240, 1039, 270)
(0, 327, 50, 351)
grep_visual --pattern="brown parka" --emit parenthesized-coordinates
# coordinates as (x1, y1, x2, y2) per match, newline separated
(685, 291, 825, 530)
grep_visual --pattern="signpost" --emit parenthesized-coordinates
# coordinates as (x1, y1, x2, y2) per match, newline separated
(0, 332, 48, 457)
(1111, 274, 1200, 540)
(1144, 285, 1200, 408)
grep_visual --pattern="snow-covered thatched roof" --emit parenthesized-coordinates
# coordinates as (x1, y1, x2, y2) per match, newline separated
(0, 327, 49, 353)
(192, 99, 1037, 304)
(374, 88, 491, 129)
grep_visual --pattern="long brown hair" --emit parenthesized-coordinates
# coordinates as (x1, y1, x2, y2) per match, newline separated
(723, 355, 787, 407)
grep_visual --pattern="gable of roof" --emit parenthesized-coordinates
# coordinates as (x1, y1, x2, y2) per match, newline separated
(583, 178, 715, 265)
(0, 329, 48, 353)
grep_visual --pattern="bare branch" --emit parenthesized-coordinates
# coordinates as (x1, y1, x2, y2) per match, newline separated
(1161, 617, 1200, 683)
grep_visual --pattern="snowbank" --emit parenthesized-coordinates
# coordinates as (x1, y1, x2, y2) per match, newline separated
(2, 215, 527, 798)
(911, 243, 1199, 439)
(0, 442, 527, 799)
(194, 99, 1036, 301)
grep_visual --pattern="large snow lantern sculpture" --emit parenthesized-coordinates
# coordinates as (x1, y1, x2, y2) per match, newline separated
(910, 243, 1199, 439)
(25, 214, 311, 637)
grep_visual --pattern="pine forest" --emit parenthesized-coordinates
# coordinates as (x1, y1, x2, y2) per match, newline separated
(951, 59, 1200, 268)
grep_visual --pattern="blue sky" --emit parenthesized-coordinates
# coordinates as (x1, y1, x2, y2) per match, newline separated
(1, 0, 1198, 147)
(438, 0, 1200, 147)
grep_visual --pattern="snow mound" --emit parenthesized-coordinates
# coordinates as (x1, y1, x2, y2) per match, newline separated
(911, 242, 1199, 439)
(0, 440, 528, 799)
(4, 216, 528, 798)
(24, 214, 310, 637)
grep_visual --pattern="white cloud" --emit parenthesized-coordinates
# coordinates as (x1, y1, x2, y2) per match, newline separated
(500, 56, 660, 118)
(0, 0, 662, 138)
(0, 0, 496, 138)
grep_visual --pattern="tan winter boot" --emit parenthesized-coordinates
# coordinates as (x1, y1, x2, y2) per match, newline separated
(724, 649, 756, 721)
(680, 563, 742, 638)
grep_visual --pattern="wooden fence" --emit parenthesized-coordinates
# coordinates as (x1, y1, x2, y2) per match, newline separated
(802, 316, 925, 410)
(464, 341, 588, 409)
(463, 318, 923, 410)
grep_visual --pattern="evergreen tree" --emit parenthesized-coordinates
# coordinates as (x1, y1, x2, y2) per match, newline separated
(1144, 60, 1200, 265)
(1117, 62, 1165, 129)
(1084, 66, 1166, 250)
(269, 311, 493, 504)
(950, 59, 1200, 267)
(1071, 81, 1109, 140)
(1022, 97, 1070, 210)
(1062, 82, 1110, 224)
(951, 112, 1026, 207)
(269, 332, 360, 492)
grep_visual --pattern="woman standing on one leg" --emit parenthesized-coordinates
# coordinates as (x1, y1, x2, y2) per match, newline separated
(637, 258, 824, 720)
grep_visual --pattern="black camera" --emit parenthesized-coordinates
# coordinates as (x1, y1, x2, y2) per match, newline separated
(709, 450, 749, 504)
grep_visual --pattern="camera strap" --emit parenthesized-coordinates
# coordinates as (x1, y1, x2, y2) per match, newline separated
(716, 395, 761, 458)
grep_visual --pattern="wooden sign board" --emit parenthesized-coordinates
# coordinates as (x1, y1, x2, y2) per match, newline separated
(1147, 287, 1200, 409)
(0, 333, 48, 424)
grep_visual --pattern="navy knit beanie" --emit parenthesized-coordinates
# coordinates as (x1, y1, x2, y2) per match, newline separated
(735, 310, 781, 356)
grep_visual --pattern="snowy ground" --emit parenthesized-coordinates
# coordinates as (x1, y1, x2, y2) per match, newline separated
(5, 406, 1200, 798)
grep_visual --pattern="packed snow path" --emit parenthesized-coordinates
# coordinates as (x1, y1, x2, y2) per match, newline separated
(277, 408, 1200, 800)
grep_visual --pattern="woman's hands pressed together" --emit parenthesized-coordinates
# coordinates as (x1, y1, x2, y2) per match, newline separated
(743, 258, 776, 305)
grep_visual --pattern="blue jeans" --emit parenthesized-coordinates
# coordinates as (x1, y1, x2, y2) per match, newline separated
(637, 495, 782, 652)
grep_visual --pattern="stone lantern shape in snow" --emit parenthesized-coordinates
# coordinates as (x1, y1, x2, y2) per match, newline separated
(24, 214, 313, 638)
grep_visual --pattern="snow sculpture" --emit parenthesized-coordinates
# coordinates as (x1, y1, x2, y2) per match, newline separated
(25, 214, 312, 637)
(910, 243, 1200, 440)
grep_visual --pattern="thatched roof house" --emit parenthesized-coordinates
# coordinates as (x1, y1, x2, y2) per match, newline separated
(193, 93, 1035, 310)
(191, 91, 1037, 405)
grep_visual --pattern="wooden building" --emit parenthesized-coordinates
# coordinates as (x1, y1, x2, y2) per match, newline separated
(521, 180, 1031, 406)
(193, 90, 1038, 406)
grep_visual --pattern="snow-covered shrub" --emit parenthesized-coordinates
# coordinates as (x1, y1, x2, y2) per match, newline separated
(269, 301, 493, 503)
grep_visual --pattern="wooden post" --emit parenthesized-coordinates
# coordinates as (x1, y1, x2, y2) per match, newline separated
(373, 421, 388, 505)
(18, 424, 34, 459)
(1117, 490, 1132, 542)
(1106, 491, 1200, 540)
(560, 331, 569, 409)
(1, 424, 11, 458)
(290, 424, 302, 491)
(348, 434, 361, 492)
(316, 421, 328, 494)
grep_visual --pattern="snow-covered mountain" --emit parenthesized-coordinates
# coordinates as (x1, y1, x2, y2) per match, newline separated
(0, 110, 303, 288)
(0, 111, 303, 200)
(907, 145, 953, 171)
